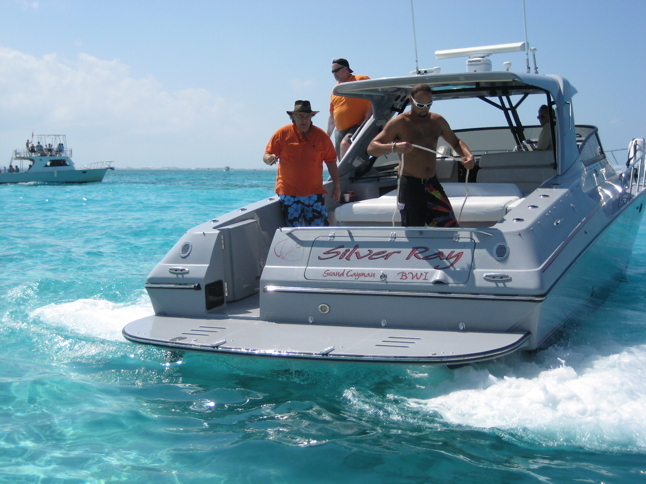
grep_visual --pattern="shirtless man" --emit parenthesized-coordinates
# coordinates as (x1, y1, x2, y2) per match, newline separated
(367, 83, 474, 227)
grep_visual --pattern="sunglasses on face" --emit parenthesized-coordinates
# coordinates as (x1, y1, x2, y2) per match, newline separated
(410, 96, 433, 108)
(331, 67, 345, 74)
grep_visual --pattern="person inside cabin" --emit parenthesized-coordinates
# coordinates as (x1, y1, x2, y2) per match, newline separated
(327, 58, 372, 160)
(536, 104, 555, 151)
(264, 100, 341, 227)
(367, 83, 475, 228)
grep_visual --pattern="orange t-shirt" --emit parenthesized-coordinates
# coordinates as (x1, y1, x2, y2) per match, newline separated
(265, 124, 337, 196)
(330, 74, 372, 131)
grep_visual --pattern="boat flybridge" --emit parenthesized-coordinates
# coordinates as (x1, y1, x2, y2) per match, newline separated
(1, 134, 113, 184)
(123, 43, 646, 365)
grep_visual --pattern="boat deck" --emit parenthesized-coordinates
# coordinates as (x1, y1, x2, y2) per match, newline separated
(124, 308, 530, 364)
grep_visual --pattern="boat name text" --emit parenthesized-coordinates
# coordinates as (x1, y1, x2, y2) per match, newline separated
(317, 245, 464, 269)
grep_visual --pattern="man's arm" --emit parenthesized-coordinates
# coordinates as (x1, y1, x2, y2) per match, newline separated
(327, 113, 335, 137)
(263, 153, 278, 165)
(363, 106, 373, 122)
(367, 117, 413, 157)
(325, 161, 341, 203)
(438, 117, 475, 169)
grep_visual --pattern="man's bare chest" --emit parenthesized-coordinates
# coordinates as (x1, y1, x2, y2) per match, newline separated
(403, 119, 441, 142)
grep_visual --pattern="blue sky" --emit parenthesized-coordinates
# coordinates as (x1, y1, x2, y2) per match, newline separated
(0, 0, 644, 169)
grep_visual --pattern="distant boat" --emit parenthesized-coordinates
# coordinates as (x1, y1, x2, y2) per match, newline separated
(1, 134, 113, 184)
(223, 166, 230, 172)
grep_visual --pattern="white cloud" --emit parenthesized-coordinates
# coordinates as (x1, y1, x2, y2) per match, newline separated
(0, 46, 256, 167)
(16, 0, 39, 11)
(0, 47, 238, 134)
(291, 78, 315, 91)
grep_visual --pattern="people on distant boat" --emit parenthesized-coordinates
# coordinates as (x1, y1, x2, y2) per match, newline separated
(57, 143, 64, 154)
(36, 141, 44, 153)
(536, 104, 555, 151)
(264, 100, 341, 227)
(8, 164, 14, 173)
(367, 83, 475, 228)
(14, 165, 19, 173)
(327, 58, 372, 160)
(29, 142, 36, 153)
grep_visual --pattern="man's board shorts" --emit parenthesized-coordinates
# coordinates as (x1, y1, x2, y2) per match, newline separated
(397, 175, 458, 227)
(279, 194, 329, 227)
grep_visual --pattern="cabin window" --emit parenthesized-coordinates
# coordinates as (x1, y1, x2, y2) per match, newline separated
(579, 131, 605, 166)
(45, 159, 70, 167)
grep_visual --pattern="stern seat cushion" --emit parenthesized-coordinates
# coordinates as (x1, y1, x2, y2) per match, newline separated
(476, 151, 556, 194)
(335, 183, 522, 224)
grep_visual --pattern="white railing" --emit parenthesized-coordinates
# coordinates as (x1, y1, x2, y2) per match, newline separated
(621, 138, 646, 201)
(82, 161, 114, 170)
(14, 148, 72, 158)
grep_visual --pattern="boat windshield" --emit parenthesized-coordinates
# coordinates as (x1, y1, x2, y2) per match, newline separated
(352, 90, 555, 178)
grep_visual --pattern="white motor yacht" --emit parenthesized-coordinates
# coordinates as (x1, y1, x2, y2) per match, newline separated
(1, 134, 113, 184)
(123, 44, 646, 365)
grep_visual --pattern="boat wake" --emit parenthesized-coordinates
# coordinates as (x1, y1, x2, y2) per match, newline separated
(343, 341, 646, 452)
(25, 294, 646, 454)
(29, 296, 153, 343)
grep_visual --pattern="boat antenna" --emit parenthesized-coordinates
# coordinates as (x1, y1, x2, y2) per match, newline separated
(523, 0, 531, 73)
(410, 0, 420, 74)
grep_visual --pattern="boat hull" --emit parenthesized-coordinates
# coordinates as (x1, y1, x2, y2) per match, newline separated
(122, 191, 645, 364)
(0, 168, 107, 184)
(531, 189, 646, 348)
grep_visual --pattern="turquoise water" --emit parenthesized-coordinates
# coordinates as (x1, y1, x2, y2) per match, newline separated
(1, 170, 645, 483)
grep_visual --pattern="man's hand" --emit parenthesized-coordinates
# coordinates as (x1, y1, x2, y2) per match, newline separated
(461, 154, 475, 170)
(393, 141, 414, 154)
(264, 154, 278, 166)
(332, 184, 341, 203)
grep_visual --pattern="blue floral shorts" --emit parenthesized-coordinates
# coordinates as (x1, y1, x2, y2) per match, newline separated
(279, 194, 329, 227)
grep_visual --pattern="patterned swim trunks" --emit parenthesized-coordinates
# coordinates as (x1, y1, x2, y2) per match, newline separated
(398, 175, 458, 227)
(278, 194, 329, 227)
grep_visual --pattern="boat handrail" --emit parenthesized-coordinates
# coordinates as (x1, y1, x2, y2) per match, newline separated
(278, 225, 494, 238)
(622, 138, 646, 200)
(82, 161, 114, 170)
(13, 148, 73, 158)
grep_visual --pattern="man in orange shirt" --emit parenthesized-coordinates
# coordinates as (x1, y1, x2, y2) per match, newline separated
(327, 58, 372, 160)
(264, 100, 341, 227)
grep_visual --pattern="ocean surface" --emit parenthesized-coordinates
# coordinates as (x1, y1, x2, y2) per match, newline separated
(1, 169, 645, 483)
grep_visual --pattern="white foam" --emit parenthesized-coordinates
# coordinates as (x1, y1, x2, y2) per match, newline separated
(408, 344, 646, 450)
(30, 295, 153, 342)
